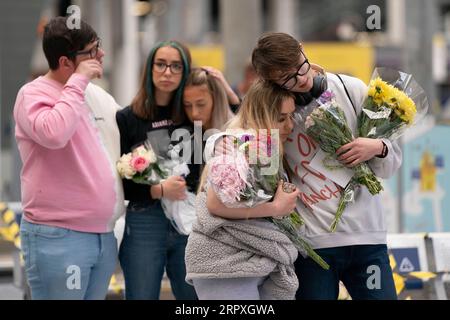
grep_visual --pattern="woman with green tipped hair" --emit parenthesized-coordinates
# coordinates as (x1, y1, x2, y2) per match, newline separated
(116, 40, 197, 300)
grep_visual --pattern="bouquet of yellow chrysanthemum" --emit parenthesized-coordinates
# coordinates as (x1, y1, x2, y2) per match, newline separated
(358, 68, 428, 139)
(332, 68, 429, 231)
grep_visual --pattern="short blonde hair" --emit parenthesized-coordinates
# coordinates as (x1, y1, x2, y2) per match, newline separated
(228, 80, 294, 131)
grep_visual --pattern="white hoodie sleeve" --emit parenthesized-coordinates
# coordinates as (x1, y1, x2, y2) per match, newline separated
(369, 138, 402, 179)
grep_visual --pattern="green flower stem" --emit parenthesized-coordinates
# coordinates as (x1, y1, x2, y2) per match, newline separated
(330, 180, 357, 232)
(270, 217, 330, 270)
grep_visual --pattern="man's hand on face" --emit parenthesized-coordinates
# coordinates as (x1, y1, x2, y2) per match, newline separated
(336, 138, 384, 167)
(75, 59, 103, 80)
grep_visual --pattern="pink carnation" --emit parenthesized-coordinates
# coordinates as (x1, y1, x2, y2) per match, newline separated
(130, 156, 150, 173)
(209, 154, 248, 204)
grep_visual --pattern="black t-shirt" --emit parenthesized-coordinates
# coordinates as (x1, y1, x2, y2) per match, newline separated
(116, 103, 238, 203)
(116, 105, 179, 203)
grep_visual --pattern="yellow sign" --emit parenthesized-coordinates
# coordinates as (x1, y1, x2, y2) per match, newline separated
(389, 253, 436, 299)
(188, 42, 374, 82)
(303, 42, 375, 84)
(189, 45, 225, 71)
(0, 202, 21, 249)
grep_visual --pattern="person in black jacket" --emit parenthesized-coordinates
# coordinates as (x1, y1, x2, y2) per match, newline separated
(116, 40, 197, 300)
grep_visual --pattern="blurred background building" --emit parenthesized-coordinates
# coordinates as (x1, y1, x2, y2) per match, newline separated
(2, 0, 450, 233)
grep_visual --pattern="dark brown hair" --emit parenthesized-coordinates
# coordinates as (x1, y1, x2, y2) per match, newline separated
(43, 16, 98, 70)
(130, 40, 191, 123)
(251, 32, 302, 81)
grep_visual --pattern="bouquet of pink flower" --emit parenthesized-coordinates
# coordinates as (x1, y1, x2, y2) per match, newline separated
(208, 131, 329, 270)
(117, 142, 168, 185)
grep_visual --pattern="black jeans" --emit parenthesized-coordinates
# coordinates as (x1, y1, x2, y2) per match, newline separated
(295, 244, 397, 300)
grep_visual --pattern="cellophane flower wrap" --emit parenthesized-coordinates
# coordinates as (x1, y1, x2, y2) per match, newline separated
(292, 69, 428, 232)
(117, 134, 197, 235)
(146, 131, 198, 236)
(358, 67, 428, 139)
(300, 91, 383, 195)
(297, 90, 382, 230)
(116, 141, 168, 185)
(332, 68, 429, 231)
(207, 131, 329, 270)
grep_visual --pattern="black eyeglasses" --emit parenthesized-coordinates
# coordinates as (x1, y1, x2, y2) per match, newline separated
(71, 39, 101, 59)
(153, 62, 184, 74)
(279, 51, 311, 90)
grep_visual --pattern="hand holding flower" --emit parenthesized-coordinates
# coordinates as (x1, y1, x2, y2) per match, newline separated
(336, 138, 384, 167)
(271, 180, 301, 218)
(117, 143, 167, 185)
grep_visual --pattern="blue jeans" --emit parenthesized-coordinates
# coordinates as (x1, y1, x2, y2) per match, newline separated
(295, 244, 397, 300)
(20, 219, 118, 300)
(119, 201, 197, 300)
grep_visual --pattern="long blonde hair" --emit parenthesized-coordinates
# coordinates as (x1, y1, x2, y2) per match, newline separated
(228, 80, 294, 131)
(184, 68, 234, 130)
(197, 80, 294, 193)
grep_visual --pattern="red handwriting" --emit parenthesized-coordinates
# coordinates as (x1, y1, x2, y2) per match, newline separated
(299, 182, 342, 209)
(291, 131, 342, 209)
(295, 162, 327, 184)
(297, 132, 317, 157)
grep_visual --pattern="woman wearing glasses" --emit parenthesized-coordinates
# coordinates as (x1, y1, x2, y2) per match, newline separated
(116, 41, 197, 300)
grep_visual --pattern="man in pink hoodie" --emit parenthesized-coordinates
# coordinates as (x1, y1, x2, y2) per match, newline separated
(14, 16, 124, 299)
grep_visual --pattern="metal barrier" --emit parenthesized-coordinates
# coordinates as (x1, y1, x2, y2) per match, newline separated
(428, 233, 450, 300)
(387, 233, 450, 300)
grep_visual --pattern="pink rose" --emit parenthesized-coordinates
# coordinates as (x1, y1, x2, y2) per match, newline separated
(130, 156, 150, 173)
